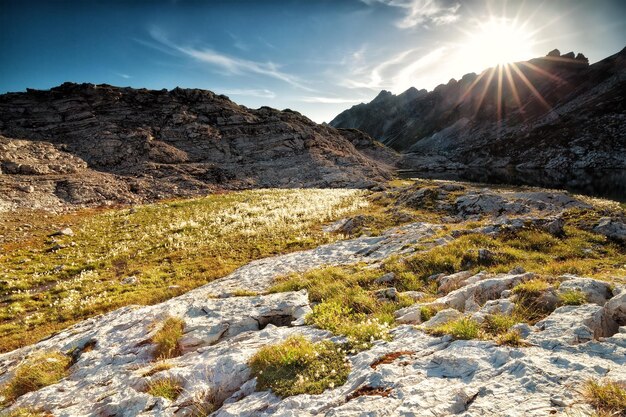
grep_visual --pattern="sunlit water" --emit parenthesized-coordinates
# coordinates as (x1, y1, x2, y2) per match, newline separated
(397, 168, 626, 203)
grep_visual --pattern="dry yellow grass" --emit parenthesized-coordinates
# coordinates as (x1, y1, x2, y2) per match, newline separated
(0, 189, 369, 352)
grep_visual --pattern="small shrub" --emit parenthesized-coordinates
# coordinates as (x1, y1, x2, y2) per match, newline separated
(249, 335, 350, 397)
(230, 289, 259, 297)
(1, 351, 71, 403)
(343, 318, 391, 352)
(188, 387, 231, 417)
(428, 317, 481, 340)
(495, 330, 525, 347)
(305, 300, 351, 334)
(482, 313, 517, 336)
(420, 305, 443, 322)
(559, 289, 587, 306)
(583, 379, 626, 416)
(142, 362, 173, 377)
(512, 279, 550, 299)
(512, 279, 557, 323)
(146, 377, 184, 401)
(152, 317, 185, 360)
(0, 408, 51, 417)
(306, 301, 390, 351)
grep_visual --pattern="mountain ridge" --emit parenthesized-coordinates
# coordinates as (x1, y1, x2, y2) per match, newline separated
(0, 83, 396, 210)
(330, 46, 626, 171)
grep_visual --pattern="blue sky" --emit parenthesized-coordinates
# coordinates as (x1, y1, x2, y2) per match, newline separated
(1, 0, 625, 122)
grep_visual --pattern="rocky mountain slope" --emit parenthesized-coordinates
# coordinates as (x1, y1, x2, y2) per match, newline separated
(0, 182, 625, 416)
(0, 83, 395, 210)
(330, 47, 626, 171)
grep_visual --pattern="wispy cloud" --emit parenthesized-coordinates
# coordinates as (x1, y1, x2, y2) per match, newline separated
(392, 47, 447, 91)
(220, 88, 276, 99)
(115, 72, 132, 79)
(227, 31, 249, 51)
(344, 48, 418, 89)
(146, 27, 315, 92)
(362, 0, 460, 29)
(338, 45, 456, 94)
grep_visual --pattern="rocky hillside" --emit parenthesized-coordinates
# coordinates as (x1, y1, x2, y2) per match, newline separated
(0, 83, 395, 210)
(1, 181, 625, 416)
(330, 47, 626, 171)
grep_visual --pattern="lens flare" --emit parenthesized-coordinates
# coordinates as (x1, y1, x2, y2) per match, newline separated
(465, 17, 536, 68)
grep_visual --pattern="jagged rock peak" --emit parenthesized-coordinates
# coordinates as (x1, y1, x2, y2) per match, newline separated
(547, 48, 561, 57)
(545, 49, 589, 64)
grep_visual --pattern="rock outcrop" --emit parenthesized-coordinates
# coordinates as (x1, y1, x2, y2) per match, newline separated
(330, 47, 626, 171)
(1, 198, 625, 416)
(0, 83, 396, 210)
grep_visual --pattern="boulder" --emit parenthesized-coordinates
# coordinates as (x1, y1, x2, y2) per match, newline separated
(374, 287, 398, 302)
(604, 291, 626, 325)
(121, 276, 139, 285)
(438, 272, 534, 311)
(374, 272, 396, 285)
(395, 305, 424, 324)
(531, 304, 619, 347)
(478, 248, 496, 264)
(511, 323, 532, 338)
(476, 299, 515, 316)
(400, 291, 427, 301)
(50, 227, 74, 237)
(421, 308, 463, 328)
(437, 270, 474, 294)
(558, 276, 613, 305)
(593, 217, 626, 243)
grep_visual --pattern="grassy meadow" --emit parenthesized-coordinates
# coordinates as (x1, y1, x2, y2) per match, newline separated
(1, 181, 625, 355)
(0, 189, 374, 352)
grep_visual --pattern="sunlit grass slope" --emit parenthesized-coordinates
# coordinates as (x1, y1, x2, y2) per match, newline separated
(0, 189, 369, 352)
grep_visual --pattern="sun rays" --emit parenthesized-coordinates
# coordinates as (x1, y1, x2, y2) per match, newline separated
(448, 9, 585, 127)
(455, 59, 560, 125)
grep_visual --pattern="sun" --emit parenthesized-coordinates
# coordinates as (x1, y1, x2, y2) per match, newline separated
(465, 17, 536, 69)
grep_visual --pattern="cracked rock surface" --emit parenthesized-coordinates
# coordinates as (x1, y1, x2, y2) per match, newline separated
(0, 219, 625, 416)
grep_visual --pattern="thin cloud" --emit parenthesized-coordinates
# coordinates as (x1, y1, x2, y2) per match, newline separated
(147, 27, 315, 92)
(340, 46, 451, 94)
(362, 0, 460, 29)
(221, 88, 276, 99)
(392, 46, 447, 91)
(344, 48, 418, 89)
(227, 31, 249, 51)
(115, 72, 132, 79)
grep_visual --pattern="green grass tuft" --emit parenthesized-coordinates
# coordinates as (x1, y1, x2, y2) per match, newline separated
(420, 305, 443, 322)
(305, 300, 391, 351)
(1, 352, 71, 403)
(249, 335, 350, 397)
(427, 317, 481, 340)
(152, 317, 185, 360)
(146, 376, 184, 401)
(229, 289, 259, 297)
(142, 362, 173, 377)
(583, 379, 626, 416)
(0, 408, 51, 417)
(512, 279, 551, 298)
(0, 189, 370, 353)
(559, 289, 587, 306)
(482, 313, 518, 336)
(495, 330, 525, 347)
